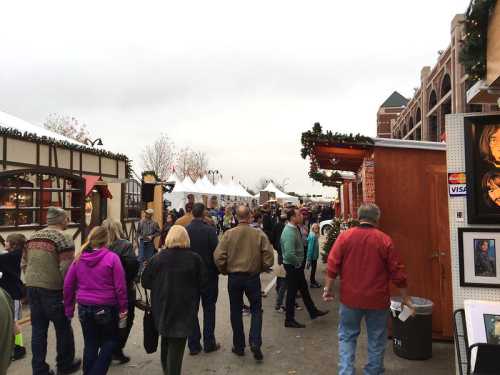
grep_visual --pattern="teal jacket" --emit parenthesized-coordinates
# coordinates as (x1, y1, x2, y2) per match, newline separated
(280, 224, 304, 266)
(306, 233, 319, 261)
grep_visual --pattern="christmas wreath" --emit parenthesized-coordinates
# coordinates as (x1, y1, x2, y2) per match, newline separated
(300, 122, 373, 187)
(459, 0, 498, 82)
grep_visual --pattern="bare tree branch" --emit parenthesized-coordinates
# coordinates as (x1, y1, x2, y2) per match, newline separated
(43, 113, 90, 143)
(140, 134, 176, 180)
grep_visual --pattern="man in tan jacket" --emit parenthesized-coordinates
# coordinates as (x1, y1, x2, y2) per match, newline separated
(214, 205, 274, 362)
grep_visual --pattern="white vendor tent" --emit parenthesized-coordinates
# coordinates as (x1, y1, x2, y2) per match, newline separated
(260, 182, 299, 204)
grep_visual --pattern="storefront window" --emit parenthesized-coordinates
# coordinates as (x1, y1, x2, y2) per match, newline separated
(125, 179, 142, 219)
(0, 170, 84, 228)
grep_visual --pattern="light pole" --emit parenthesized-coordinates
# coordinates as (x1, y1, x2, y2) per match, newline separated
(208, 170, 220, 184)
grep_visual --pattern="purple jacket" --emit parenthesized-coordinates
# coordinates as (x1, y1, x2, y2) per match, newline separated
(64, 247, 128, 318)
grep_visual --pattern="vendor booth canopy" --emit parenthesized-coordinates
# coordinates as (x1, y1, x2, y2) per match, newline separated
(261, 182, 299, 204)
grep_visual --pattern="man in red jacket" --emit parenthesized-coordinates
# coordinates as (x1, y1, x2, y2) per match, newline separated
(323, 203, 413, 375)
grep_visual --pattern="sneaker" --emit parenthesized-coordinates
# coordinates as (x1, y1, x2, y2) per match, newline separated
(204, 343, 221, 354)
(285, 320, 306, 329)
(57, 359, 82, 375)
(251, 347, 264, 362)
(232, 347, 245, 357)
(310, 282, 321, 289)
(311, 309, 329, 320)
(295, 303, 303, 311)
(189, 348, 202, 356)
(275, 306, 285, 314)
(12, 345, 26, 361)
(242, 306, 251, 316)
(112, 353, 130, 364)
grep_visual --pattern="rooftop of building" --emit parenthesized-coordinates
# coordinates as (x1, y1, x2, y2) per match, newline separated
(380, 91, 409, 108)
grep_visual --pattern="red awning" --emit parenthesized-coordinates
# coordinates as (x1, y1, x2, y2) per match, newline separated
(84, 175, 113, 199)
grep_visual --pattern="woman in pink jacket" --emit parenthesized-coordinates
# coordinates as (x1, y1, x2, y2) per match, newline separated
(64, 226, 128, 375)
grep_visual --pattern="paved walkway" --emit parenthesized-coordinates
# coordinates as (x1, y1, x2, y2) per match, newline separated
(9, 264, 455, 375)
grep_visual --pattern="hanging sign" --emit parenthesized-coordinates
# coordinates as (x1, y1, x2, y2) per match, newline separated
(448, 172, 467, 197)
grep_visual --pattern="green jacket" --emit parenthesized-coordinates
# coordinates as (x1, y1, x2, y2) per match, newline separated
(280, 224, 304, 266)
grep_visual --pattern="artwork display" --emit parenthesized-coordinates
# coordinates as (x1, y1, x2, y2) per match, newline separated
(465, 115, 500, 223)
(464, 300, 500, 372)
(458, 228, 500, 288)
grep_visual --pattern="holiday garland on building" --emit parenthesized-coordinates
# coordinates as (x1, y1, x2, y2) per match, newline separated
(321, 216, 359, 263)
(300, 122, 373, 187)
(0, 126, 133, 178)
(459, 0, 498, 82)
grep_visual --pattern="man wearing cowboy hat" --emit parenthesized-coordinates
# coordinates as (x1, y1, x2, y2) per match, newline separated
(137, 208, 161, 273)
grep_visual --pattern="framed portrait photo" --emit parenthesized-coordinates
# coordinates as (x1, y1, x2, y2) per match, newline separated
(464, 114, 500, 224)
(459, 228, 500, 288)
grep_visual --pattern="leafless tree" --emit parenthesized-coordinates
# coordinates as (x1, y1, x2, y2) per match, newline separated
(43, 113, 90, 143)
(175, 147, 209, 180)
(141, 134, 176, 181)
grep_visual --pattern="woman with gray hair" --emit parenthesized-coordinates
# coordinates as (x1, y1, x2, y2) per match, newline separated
(102, 219, 139, 364)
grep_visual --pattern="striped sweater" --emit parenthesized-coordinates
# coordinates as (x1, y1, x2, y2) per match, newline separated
(23, 228, 75, 290)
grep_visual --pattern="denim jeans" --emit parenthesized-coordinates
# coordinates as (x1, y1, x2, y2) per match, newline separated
(28, 287, 76, 375)
(275, 277, 287, 308)
(284, 264, 318, 322)
(338, 304, 389, 375)
(188, 276, 219, 352)
(78, 304, 119, 375)
(227, 273, 263, 350)
(138, 240, 156, 273)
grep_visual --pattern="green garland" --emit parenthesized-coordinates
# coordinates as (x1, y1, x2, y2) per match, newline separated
(300, 122, 373, 187)
(459, 0, 497, 82)
(0, 126, 132, 178)
(321, 217, 359, 263)
(141, 170, 160, 181)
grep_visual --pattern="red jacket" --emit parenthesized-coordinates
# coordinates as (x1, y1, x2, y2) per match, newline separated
(327, 224, 407, 310)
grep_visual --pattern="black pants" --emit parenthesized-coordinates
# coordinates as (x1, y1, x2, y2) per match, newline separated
(284, 264, 318, 322)
(188, 276, 219, 352)
(114, 289, 136, 355)
(310, 260, 318, 284)
(227, 273, 263, 350)
(161, 337, 186, 375)
(28, 287, 76, 375)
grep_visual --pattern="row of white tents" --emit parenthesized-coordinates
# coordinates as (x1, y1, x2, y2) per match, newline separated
(164, 173, 254, 210)
(164, 174, 299, 210)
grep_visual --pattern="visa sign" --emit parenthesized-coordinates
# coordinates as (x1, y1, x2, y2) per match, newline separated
(449, 184, 467, 196)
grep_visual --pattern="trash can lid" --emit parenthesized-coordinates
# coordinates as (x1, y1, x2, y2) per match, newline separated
(390, 296, 433, 315)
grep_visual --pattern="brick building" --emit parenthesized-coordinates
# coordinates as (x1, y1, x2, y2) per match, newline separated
(380, 14, 498, 141)
(376, 91, 409, 138)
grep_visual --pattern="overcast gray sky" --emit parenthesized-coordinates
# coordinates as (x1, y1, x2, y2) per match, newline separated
(0, 0, 470, 195)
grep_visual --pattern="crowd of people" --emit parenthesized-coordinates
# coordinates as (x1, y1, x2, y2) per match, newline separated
(0, 199, 413, 375)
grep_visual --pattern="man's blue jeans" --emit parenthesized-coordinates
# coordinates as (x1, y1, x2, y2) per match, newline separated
(78, 304, 119, 375)
(227, 273, 263, 350)
(188, 276, 219, 352)
(338, 304, 389, 375)
(28, 287, 76, 375)
(138, 239, 156, 273)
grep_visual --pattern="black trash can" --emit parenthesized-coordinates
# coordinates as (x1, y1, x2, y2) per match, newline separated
(390, 297, 433, 360)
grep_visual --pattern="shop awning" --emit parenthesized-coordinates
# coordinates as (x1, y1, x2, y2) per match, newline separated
(84, 175, 113, 199)
(314, 144, 373, 172)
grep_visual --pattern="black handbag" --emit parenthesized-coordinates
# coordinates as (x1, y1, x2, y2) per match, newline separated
(143, 289, 159, 354)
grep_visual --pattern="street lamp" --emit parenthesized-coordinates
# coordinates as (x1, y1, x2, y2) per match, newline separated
(208, 170, 220, 184)
(84, 138, 103, 147)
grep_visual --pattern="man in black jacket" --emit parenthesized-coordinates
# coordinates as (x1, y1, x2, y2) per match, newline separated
(186, 203, 220, 355)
